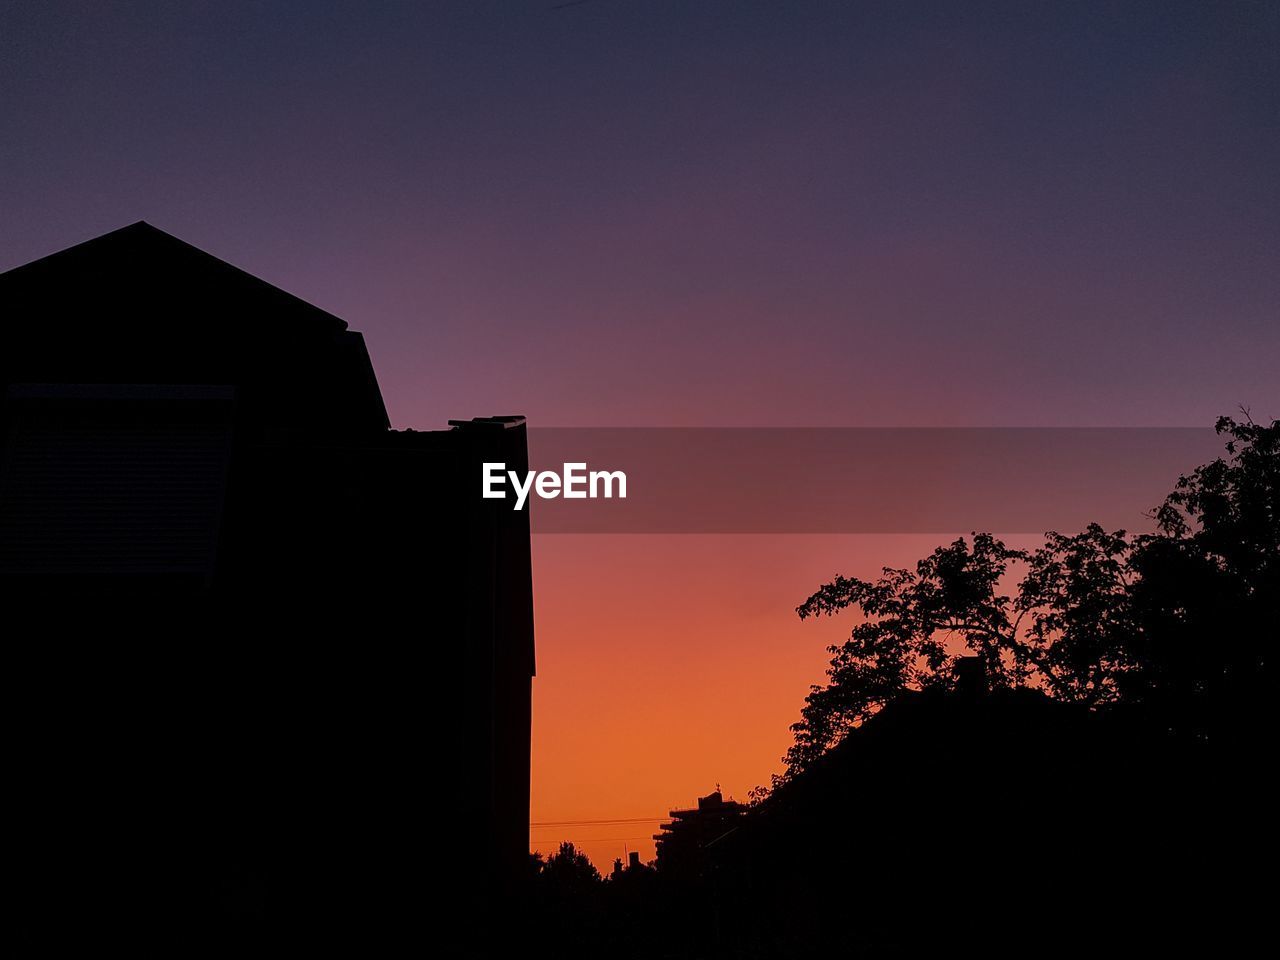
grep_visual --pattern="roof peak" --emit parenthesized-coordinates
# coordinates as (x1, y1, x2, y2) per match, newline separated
(0, 221, 348, 334)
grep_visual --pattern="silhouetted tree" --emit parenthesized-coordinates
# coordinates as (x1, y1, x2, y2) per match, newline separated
(777, 414, 1278, 782)
(536, 841, 602, 890)
(529, 843, 607, 956)
(1128, 413, 1278, 738)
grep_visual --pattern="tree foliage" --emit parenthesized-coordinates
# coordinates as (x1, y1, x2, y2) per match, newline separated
(777, 415, 1278, 783)
(535, 841, 602, 889)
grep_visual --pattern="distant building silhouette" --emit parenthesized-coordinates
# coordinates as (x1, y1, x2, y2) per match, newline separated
(654, 790, 747, 875)
(610, 849, 647, 879)
(0, 223, 534, 951)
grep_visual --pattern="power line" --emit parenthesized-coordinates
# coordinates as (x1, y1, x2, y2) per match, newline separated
(530, 837, 654, 845)
(530, 816, 666, 827)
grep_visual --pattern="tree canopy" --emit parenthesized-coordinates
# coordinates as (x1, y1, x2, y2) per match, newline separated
(779, 415, 1278, 782)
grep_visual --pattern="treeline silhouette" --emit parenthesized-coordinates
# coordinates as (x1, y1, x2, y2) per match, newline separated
(535, 414, 1277, 958)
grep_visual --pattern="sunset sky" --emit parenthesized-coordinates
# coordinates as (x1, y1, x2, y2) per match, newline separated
(3, 1, 1277, 868)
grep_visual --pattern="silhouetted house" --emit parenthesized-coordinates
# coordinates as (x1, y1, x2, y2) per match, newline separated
(0, 223, 534, 951)
(654, 790, 747, 875)
(688, 663, 1241, 954)
(611, 851, 646, 879)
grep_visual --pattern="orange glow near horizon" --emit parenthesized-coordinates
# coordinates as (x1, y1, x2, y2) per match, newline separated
(528, 533, 1043, 870)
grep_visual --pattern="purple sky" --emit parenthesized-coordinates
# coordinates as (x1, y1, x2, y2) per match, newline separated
(4, 0, 1278, 869)
(2, 1, 1275, 428)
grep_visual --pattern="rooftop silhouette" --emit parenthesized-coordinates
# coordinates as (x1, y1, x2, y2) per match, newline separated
(2, 223, 535, 953)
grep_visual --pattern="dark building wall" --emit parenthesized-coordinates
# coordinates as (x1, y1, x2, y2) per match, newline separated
(0, 223, 534, 952)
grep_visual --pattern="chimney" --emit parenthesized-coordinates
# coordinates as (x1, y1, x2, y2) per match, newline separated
(628, 851, 641, 871)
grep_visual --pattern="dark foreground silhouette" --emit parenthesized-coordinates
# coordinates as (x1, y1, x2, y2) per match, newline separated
(1, 224, 535, 954)
(533, 416, 1277, 958)
(1, 224, 1273, 957)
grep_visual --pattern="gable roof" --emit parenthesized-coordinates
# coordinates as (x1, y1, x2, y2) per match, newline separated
(0, 221, 390, 434)
(0, 221, 349, 337)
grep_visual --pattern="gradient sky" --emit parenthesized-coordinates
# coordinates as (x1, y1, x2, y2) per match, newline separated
(3, 1, 1277, 867)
